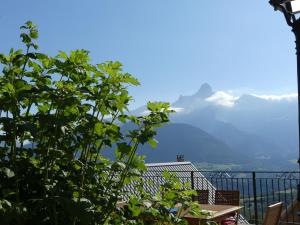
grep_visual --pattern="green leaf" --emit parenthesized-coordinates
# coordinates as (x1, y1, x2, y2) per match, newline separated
(112, 161, 126, 170)
(128, 168, 141, 176)
(123, 73, 140, 86)
(38, 104, 51, 113)
(128, 203, 142, 217)
(57, 51, 68, 59)
(25, 21, 34, 28)
(3, 83, 15, 95)
(20, 33, 31, 44)
(15, 79, 32, 92)
(73, 191, 80, 198)
(32, 43, 39, 49)
(53, 165, 60, 171)
(148, 138, 158, 148)
(29, 29, 38, 39)
(112, 61, 122, 69)
(73, 161, 83, 171)
(0, 167, 15, 178)
(0, 200, 12, 209)
(147, 101, 171, 112)
(117, 142, 132, 155)
(94, 122, 104, 136)
(61, 126, 67, 135)
(0, 54, 10, 63)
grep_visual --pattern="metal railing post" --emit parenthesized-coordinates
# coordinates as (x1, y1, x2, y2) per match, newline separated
(252, 171, 258, 225)
(191, 171, 194, 189)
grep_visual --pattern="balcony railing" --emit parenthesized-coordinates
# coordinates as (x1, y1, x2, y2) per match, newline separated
(139, 171, 300, 225)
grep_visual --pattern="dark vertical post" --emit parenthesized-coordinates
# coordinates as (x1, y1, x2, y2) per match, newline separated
(269, 0, 300, 203)
(191, 171, 195, 190)
(292, 20, 300, 201)
(252, 172, 258, 225)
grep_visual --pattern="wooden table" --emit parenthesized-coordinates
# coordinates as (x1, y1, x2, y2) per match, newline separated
(183, 204, 242, 225)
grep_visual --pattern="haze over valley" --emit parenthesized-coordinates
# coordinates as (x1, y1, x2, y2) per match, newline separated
(134, 83, 298, 170)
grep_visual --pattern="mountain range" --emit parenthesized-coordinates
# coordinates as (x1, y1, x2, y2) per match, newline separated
(133, 83, 298, 170)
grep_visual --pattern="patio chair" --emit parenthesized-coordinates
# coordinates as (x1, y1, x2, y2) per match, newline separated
(214, 190, 240, 225)
(261, 202, 283, 225)
(214, 190, 240, 206)
(192, 189, 209, 204)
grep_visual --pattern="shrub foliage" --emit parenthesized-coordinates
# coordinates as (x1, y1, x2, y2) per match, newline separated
(0, 22, 200, 225)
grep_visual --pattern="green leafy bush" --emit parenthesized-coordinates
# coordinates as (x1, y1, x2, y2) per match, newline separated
(0, 21, 199, 225)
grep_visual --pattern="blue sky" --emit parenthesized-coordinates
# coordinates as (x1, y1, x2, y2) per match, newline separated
(0, 0, 298, 108)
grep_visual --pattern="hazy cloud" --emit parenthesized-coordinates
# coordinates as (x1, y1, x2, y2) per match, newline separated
(205, 91, 239, 107)
(251, 93, 297, 101)
(205, 91, 297, 108)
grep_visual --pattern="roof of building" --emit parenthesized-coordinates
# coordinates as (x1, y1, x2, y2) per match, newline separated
(144, 161, 216, 203)
(123, 161, 215, 204)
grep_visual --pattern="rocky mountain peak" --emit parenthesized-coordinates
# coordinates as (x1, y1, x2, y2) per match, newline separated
(194, 83, 213, 98)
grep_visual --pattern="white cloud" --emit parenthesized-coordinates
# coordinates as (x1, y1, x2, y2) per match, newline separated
(205, 91, 297, 108)
(205, 91, 239, 107)
(251, 93, 297, 101)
